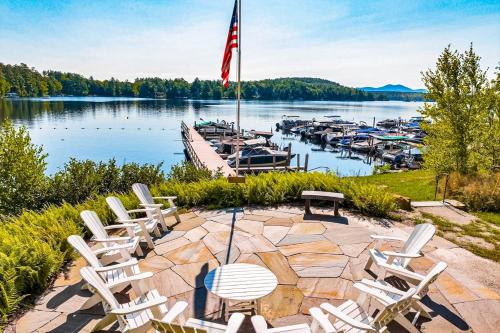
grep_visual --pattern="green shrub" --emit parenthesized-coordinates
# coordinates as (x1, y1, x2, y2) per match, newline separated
(46, 158, 165, 206)
(0, 121, 47, 216)
(447, 172, 500, 212)
(168, 161, 221, 183)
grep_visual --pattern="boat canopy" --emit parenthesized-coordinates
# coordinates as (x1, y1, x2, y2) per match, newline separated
(244, 137, 267, 146)
(370, 134, 408, 141)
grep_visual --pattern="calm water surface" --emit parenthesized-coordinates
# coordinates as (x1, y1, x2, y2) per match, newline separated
(0, 98, 424, 176)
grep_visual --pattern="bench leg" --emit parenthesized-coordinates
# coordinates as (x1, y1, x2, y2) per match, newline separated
(334, 201, 339, 216)
(305, 199, 312, 214)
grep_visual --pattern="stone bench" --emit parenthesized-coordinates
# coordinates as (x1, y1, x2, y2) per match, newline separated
(301, 191, 345, 216)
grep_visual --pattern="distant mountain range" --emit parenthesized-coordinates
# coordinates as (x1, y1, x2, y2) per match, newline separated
(359, 84, 426, 94)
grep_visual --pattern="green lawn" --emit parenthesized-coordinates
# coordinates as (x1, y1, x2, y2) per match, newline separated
(355, 169, 436, 201)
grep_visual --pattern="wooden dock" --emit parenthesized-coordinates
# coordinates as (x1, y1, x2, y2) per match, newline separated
(181, 122, 235, 177)
(181, 121, 308, 176)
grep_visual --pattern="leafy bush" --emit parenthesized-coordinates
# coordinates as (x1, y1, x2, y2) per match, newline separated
(447, 172, 500, 212)
(46, 158, 165, 205)
(168, 161, 220, 183)
(0, 121, 47, 216)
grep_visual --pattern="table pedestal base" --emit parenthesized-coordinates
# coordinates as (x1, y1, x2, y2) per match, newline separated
(222, 299, 260, 321)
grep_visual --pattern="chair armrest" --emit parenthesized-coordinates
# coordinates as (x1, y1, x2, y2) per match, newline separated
(117, 217, 150, 223)
(358, 279, 406, 295)
(140, 203, 163, 208)
(382, 265, 426, 282)
(93, 236, 131, 243)
(371, 235, 406, 242)
(153, 196, 177, 200)
(320, 303, 374, 331)
(93, 243, 135, 255)
(309, 307, 336, 333)
(226, 313, 245, 333)
(104, 224, 136, 229)
(107, 272, 154, 289)
(111, 296, 168, 315)
(127, 208, 157, 214)
(94, 259, 138, 272)
(382, 251, 421, 258)
(251, 315, 268, 332)
(353, 283, 397, 306)
(161, 301, 188, 324)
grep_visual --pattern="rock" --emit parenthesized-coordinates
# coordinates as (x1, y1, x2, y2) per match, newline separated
(323, 227, 372, 245)
(452, 300, 500, 333)
(394, 195, 412, 211)
(288, 253, 349, 278)
(435, 272, 480, 304)
(339, 242, 370, 257)
(15, 310, 61, 332)
(167, 288, 223, 320)
(150, 268, 193, 297)
(171, 259, 219, 288)
(235, 219, 264, 235)
(279, 240, 342, 257)
(215, 245, 240, 265)
(155, 231, 186, 245)
(184, 226, 208, 242)
(288, 223, 326, 235)
(236, 235, 276, 253)
(203, 231, 232, 254)
(277, 234, 326, 246)
(263, 226, 290, 245)
(154, 237, 190, 255)
(265, 217, 295, 226)
(165, 241, 215, 264)
(258, 251, 298, 285)
(138, 255, 173, 273)
(297, 277, 350, 299)
(243, 214, 272, 222)
(237, 253, 267, 267)
(259, 285, 304, 320)
(201, 220, 233, 233)
(173, 216, 206, 231)
(53, 257, 86, 287)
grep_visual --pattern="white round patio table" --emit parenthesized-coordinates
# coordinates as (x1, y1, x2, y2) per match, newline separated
(204, 263, 278, 321)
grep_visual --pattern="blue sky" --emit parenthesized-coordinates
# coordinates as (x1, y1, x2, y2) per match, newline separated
(0, 0, 499, 88)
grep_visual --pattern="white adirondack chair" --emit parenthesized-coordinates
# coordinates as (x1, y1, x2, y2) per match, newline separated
(67, 235, 152, 310)
(132, 183, 181, 229)
(80, 266, 188, 333)
(357, 261, 447, 326)
(106, 196, 161, 249)
(152, 313, 245, 333)
(81, 210, 143, 259)
(319, 286, 418, 333)
(251, 307, 336, 333)
(365, 223, 436, 278)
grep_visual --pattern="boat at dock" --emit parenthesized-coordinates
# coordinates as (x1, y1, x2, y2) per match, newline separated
(227, 146, 295, 168)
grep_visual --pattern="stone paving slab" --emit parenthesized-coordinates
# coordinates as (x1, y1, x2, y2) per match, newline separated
(15, 206, 500, 333)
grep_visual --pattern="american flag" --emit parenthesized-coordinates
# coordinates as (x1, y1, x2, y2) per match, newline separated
(221, 0, 238, 88)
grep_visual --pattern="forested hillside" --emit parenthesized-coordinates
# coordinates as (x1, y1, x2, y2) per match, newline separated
(0, 63, 421, 101)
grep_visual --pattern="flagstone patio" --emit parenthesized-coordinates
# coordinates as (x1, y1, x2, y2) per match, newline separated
(14, 206, 500, 333)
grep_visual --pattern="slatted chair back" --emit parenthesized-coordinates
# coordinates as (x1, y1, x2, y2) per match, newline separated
(400, 223, 436, 267)
(106, 196, 131, 222)
(152, 319, 207, 333)
(67, 235, 102, 268)
(416, 261, 447, 296)
(132, 183, 155, 205)
(80, 266, 121, 311)
(81, 210, 109, 241)
(372, 287, 416, 331)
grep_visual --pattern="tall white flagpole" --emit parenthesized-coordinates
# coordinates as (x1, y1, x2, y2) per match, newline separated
(235, 0, 241, 175)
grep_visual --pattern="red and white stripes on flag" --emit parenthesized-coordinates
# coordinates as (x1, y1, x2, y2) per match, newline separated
(221, 0, 238, 88)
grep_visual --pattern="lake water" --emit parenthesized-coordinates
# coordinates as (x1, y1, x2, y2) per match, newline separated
(0, 98, 424, 176)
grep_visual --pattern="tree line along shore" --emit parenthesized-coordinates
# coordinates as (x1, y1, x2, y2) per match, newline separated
(0, 63, 424, 101)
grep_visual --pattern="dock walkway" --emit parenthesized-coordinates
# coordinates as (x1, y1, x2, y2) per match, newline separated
(181, 122, 235, 177)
